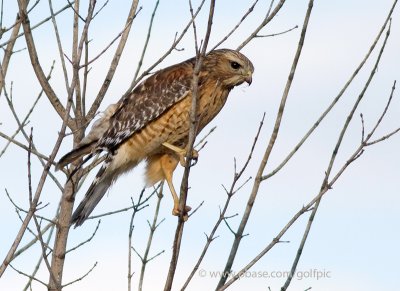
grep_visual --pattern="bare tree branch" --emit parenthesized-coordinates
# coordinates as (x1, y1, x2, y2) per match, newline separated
(80, 7, 142, 69)
(86, 0, 140, 122)
(255, 24, 298, 38)
(133, 0, 161, 82)
(181, 113, 264, 290)
(0, 90, 72, 278)
(17, 0, 74, 128)
(64, 220, 101, 255)
(364, 80, 398, 145)
(1, 1, 398, 289)
(237, 0, 287, 51)
(0, 82, 43, 158)
(0, 131, 50, 162)
(48, 1, 101, 288)
(0, 2, 74, 49)
(282, 21, 393, 290)
(123, 0, 207, 95)
(217, 1, 315, 288)
(164, 1, 216, 290)
(9, 264, 48, 287)
(211, 0, 259, 50)
(61, 262, 97, 288)
(48, 0, 70, 91)
(23, 221, 56, 291)
(137, 188, 165, 291)
(127, 186, 159, 291)
(262, 0, 398, 181)
(219, 12, 398, 290)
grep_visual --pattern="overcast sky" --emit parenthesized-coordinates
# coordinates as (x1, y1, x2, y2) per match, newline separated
(1, 1, 399, 290)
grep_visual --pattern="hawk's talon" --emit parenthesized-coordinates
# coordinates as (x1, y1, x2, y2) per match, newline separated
(172, 205, 192, 221)
(162, 142, 199, 167)
(191, 157, 198, 167)
(179, 156, 186, 167)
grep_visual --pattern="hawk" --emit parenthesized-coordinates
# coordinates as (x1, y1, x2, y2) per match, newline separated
(56, 49, 254, 227)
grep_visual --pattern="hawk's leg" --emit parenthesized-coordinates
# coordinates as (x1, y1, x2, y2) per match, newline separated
(162, 142, 199, 166)
(160, 154, 192, 221)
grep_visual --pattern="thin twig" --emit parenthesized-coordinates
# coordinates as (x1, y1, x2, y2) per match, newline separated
(64, 220, 101, 255)
(0, 86, 71, 277)
(127, 189, 143, 291)
(133, 0, 161, 82)
(360, 113, 365, 143)
(188, 200, 204, 218)
(27, 130, 60, 289)
(0, 82, 42, 158)
(81, 7, 141, 69)
(138, 187, 165, 291)
(86, 0, 140, 122)
(123, 0, 207, 96)
(5, 189, 56, 224)
(88, 185, 158, 221)
(91, 0, 110, 19)
(0, 60, 65, 189)
(12, 221, 54, 260)
(23, 221, 56, 291)
(181, 114, 265, 290)
(282, 47, 394, 290)
(1, 4, 26, 94)
(223, 215, 239, 236)
(66, 0, 85, 22)
(127, 185, 159, 291)
(32, 215, 59, 289)
(211, 0, 260, 50)
(255, 25, 298, 38)
(82, 37, 89, 116)
(9, 264, 48, 287)
(0, 131, 51, 162)
(0, 2, 74, 49)
(237, 0, 287, 51)
(61, 262, 98, 288)
(189, 0, 200, 54)
(217, 1, 315, 288)
(17, 0, 74, 128)
(262, 0, 397, 181)
(364, 80, 397, 145)
(48, 0, 70, 91)
(366, 126, 400, 146)
(194, 126, 216, 149)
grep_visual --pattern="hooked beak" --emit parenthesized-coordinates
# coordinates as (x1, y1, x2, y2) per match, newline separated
(245, 71, 253, 85)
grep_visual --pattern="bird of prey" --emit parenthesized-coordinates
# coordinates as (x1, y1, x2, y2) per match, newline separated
(56, 49, 254, 227)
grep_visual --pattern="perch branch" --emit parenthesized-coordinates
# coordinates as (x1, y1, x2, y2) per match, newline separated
(164, 1, 215, 290)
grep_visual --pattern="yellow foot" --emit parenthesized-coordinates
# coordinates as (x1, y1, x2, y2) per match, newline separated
(162, 142, 199, 166)
(172, 205, 192, 221)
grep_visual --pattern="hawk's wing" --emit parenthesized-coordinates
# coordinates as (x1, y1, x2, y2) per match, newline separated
(98, 60, 195, 150)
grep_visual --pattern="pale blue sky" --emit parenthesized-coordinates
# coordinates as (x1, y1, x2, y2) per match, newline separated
(1, 1, 399, 290)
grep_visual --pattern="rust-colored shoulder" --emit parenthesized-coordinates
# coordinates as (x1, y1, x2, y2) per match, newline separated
(97, 58, 195, 149)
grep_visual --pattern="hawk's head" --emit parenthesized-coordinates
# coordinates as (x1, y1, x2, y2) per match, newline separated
(203, 49, 254, 89)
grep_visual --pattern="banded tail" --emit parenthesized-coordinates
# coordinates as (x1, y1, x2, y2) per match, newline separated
(55, 141, 96, 171)
(56, 141, 114, 227)
(54, 103, 125, 227)
(70, 154, 114, 227)
(55, 103, 119, 171)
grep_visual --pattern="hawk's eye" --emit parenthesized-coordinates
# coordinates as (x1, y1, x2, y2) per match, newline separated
(230, 61, 241, 70)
